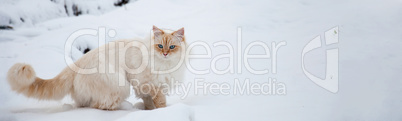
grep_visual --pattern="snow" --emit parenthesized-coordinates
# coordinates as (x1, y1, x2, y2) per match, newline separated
(1, 0, 402, 121)
(118, 101, 134, 110)
(115, 103, 194, 121)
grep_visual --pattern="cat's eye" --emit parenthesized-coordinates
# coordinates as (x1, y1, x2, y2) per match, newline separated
(169, 45, 175, 49)
(158, 44, 163, 48)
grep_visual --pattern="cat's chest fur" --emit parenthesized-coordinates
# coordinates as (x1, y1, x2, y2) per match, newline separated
(150, 58, 185, 86)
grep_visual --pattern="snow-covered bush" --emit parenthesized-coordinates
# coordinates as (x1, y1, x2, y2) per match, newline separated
(0, 0, 132, 28)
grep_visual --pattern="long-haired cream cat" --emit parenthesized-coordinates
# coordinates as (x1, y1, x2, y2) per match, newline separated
(7, 26, 186, 110)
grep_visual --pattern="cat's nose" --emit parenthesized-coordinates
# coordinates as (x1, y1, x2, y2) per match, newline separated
(163, 53, 168, 56)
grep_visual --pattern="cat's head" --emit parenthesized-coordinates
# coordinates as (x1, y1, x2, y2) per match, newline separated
(152, 26, 186, 60)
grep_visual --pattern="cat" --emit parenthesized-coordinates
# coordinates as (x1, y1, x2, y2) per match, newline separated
(6, 26, 186, 110)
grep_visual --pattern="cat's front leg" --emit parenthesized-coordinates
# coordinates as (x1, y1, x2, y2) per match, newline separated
(142, 95, 156, 110)
(141, 86, 166, 110)
(151, 88, 166, 108)
(137, 84, 166, 109)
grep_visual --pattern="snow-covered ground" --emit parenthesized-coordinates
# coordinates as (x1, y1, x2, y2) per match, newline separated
(1, 0, 402, 121)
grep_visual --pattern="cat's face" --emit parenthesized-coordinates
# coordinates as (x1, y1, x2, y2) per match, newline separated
(152, 26, 185, 60)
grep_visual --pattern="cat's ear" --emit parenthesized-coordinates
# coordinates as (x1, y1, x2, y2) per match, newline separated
(172, 27, 184, 40)
(153, 25, 164, 37)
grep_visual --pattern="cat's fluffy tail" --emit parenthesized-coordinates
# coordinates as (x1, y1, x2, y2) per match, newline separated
(7, 63, 75, 100)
